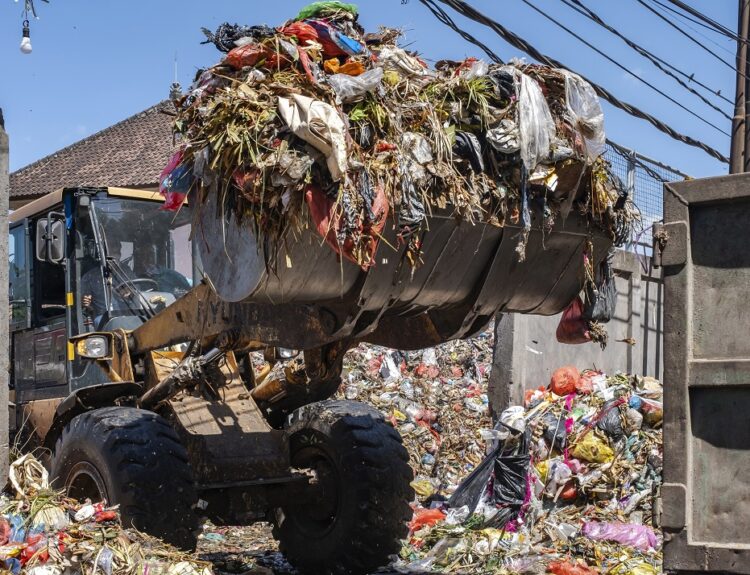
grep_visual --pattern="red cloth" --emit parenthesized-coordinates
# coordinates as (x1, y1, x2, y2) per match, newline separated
(304, 183, 388, 269)
(556, 296, 591, 344)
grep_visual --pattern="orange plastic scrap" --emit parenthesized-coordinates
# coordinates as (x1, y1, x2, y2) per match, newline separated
(408, 507, 446, 532)
(547, 559, 600, 575)
(550, 366, 580, 396)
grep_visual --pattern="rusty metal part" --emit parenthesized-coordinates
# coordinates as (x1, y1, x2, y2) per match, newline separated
(139, 347, 224, 409)
(21, 398, 62, 443)
(165, 353, 290, 485)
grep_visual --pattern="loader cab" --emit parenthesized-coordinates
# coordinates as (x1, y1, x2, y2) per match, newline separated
(8, 187, 197, 437)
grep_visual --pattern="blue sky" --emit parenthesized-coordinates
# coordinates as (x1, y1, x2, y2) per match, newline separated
(0, 0, 738, 178)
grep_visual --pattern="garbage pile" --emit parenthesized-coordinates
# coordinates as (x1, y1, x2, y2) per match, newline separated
(163, 1, 638, 271)
(0, 455, 212, 575)
(384, 363, 664, 575)
(340, 330, 495, 493)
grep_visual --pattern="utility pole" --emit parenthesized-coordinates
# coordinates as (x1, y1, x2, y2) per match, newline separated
(731, 0, 749, 172)
(0, 109, 9, 483)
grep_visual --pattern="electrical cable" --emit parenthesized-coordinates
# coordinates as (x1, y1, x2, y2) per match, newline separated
(420, 0, 730, 163)
(636, 0, 740, 73)
(420, 0, 504, 64)
(560, 0, 732, 110)
(662, 0, 746, 43)
(520, 0, 730, 134)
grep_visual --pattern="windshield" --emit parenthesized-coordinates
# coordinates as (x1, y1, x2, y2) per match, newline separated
(79, 195, 195, 330)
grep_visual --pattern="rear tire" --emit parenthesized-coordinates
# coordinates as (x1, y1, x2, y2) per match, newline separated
(273, 400, 414, 575)
(49, 407, 199, 550)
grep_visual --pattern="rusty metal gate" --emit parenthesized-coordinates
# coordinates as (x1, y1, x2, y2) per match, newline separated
(660, 174, 750, 573)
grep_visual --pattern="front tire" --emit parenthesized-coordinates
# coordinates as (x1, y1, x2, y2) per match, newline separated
(273, 400, 414, 575)
(49, 407, 199, 550)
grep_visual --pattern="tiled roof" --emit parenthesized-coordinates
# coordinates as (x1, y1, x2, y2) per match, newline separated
(10, 102, 176, 201)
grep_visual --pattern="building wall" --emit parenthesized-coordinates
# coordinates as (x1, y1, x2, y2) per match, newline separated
(489, 249, 663, 411)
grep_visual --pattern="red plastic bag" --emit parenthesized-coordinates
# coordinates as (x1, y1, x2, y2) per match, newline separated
(159, 149, 192, 211)
(408, 507, 446, 532)
(556, 296, 592, 344)
(305, 183, 388, 269)
(577, 370, 598, 394)
(550, 366, 580, 396)
(279, 21, 320, 46)
(224, 43, 288, 70)
(547, 560, 599, 575)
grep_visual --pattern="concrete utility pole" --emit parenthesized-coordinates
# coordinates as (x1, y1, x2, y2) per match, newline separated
(0, 110, 9, 483)
(731, 0, 750, 172)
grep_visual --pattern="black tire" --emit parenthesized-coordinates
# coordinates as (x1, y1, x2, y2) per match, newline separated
(49, 407, 199, 550)
(273, 400, 414, 575)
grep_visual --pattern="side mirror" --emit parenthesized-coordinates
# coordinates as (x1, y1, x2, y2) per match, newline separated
(36, 213, 65, 264)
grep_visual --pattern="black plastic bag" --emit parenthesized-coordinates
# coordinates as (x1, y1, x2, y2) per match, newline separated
(542, 411, 567, 451)
(448, 427, 530, 527)
(583, 248, 617, 323)
(596, 399, 625, 440)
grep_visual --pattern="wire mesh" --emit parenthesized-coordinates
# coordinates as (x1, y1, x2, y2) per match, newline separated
(604, 143, 688, 250)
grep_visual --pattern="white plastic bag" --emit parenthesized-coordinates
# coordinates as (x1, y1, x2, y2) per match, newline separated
(563, 71, 606, 163)
(517, 72, 555, 171)
(277, 94, 348, 181)
(328, 67, 383, 103)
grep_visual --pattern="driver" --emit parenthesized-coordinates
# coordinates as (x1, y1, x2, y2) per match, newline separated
(134, 245, 191, 297)
(80, 242, 134, 326)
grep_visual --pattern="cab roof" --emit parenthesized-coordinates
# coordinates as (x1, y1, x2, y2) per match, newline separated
(10, 186, 163, 224)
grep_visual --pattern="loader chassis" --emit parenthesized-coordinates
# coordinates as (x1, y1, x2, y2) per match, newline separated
(9, 187, 413, 574)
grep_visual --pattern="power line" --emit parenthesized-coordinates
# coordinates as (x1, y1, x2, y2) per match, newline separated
(420, 0, 505, 64)
(560, 0, 732, 110)
(519, 0, 730, 135)
(419, 0, 730, 163)
(662, 0, 746, 43)
(649, 0, 738, 58)
(519, 0, 730, 134)
(636, 0, 740, 73)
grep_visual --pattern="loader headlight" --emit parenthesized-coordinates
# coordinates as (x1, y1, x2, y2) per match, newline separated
(76, 336, 109, 359)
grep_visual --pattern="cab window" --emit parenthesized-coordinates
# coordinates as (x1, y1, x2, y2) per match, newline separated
(9, 225, 30, 330)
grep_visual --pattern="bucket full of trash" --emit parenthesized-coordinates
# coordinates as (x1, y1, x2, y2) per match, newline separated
(164, 2, 638, 340)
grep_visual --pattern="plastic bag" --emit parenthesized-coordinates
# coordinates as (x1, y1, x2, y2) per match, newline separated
(328, 67, 383, 103)
(305, 182, 388, 268)
(556, 296, 592, 344)
(159, 150, 193, 211)
(542, 412, 568, 450)
(547, 559, 600, 575)
(563, 71, 606, 163)
(487, 118, 520, 154)
(296, 1, 359, 21)
(581, 521, 659, 551)
(278, 94, 348, 181)
(583, 249, 617, 323)
(408, 507, 446, 532)
(608, 560, 659, 575)
(570, 431, 614, 463)
(516, 71, 555, 171)
(379, 46, 432, 79)
(639, 397, 663, 427)
(596, 399, 625, 440)
(550, 365, 580, 395)
(224, 43, 287, 70)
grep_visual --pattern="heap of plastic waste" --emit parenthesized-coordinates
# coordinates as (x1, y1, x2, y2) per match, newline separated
(0, 455, 212, 575)
(162, 1, 638, 271)
(391, 363, 663, 574)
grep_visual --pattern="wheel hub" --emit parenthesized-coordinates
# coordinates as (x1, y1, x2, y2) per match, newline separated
(66, 461, 109, 503)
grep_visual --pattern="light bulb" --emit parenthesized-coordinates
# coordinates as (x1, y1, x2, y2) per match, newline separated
(20, 36, 32, 54)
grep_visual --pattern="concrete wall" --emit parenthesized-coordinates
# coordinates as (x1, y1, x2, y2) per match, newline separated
(489, 249, 663, 411)
(0, 111, 9, 481)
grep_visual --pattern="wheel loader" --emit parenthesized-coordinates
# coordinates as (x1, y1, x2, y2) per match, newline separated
(8, 185, 612, 574)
